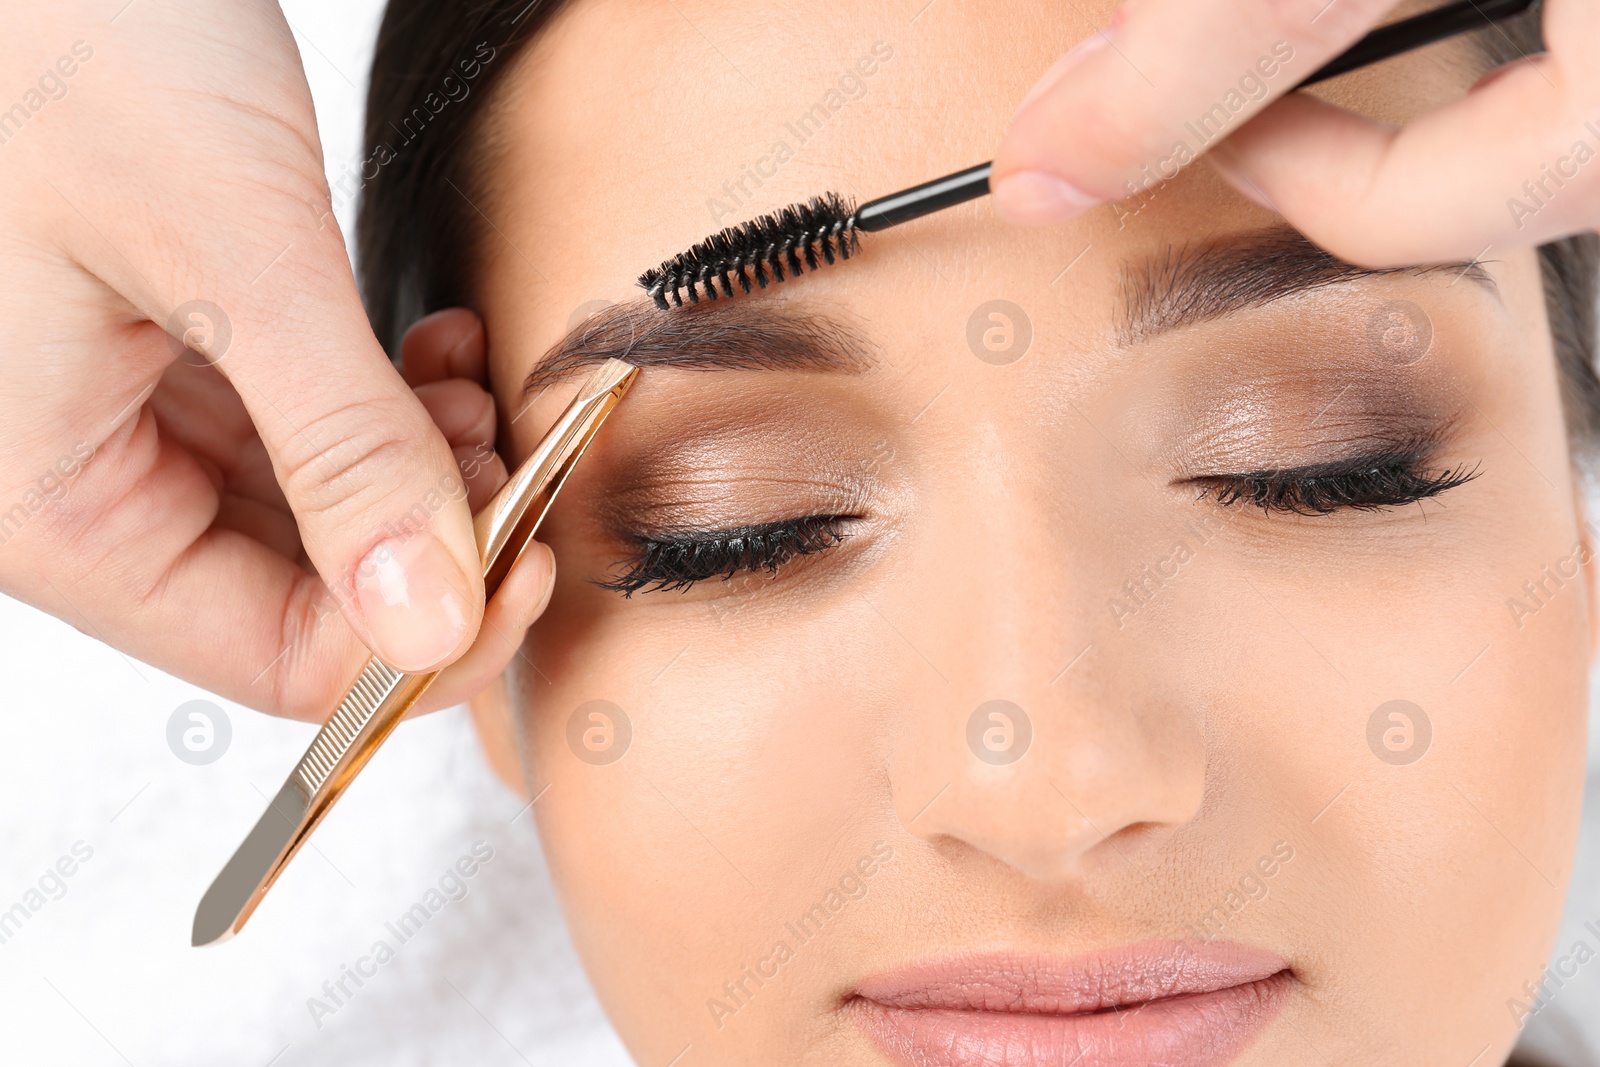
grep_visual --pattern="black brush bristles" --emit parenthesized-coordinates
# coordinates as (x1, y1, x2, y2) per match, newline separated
(639, 193, 860, 310)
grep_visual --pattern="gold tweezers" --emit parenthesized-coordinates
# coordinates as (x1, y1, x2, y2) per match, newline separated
(192, 359, 637, 946)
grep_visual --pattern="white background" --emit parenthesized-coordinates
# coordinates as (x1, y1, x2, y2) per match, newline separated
(2, 1, 1599, 1064)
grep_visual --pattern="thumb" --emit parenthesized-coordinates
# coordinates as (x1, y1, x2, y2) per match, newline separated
(204, 225, 485, 673)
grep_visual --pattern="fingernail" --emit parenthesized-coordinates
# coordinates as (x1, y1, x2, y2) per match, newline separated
(991, 170, 1103, 226)
(355, 532, 473, 671)
(530, 542, 557, 616)
(1016, 17, 1123, 114)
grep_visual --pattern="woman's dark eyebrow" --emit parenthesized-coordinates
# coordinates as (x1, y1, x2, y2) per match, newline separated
(1118, 227, 1499, 345)
(520, 299, 873, 397)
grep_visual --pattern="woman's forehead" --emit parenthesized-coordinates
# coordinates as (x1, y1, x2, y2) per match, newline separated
(480, 0, 1478, 345)
(490, 0, 1098, 289)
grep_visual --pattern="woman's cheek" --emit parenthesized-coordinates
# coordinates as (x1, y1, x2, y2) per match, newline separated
(517, 597, 895, 1054)
(1241, 493, 1589, 1059)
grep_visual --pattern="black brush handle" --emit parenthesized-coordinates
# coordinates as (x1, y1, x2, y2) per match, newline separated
(856, 162, 993, 232)
(853, 0, 1538, 232)
(1298, 0, 1535, 86)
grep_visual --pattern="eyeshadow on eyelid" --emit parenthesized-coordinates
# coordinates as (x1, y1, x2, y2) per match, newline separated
(595, 480, 871, 540)
(551, 417, 892, 539)
(559, 383, 899, 475)
(1102, 352, 1473, 477)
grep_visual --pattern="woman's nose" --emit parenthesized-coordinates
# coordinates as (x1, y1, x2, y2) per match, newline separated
(877, 414, 1209, 882)
(890, 665, 1207, 881)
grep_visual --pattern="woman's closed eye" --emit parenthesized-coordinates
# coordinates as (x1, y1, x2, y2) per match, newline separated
(1186, 447, 1480, 515)
(597, 515, 856, 596)
(590, 455, 1481, 596)
(582, 412, 1480, 597)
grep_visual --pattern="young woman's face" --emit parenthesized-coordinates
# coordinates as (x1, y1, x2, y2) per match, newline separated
(469, 2, 1595, 1063)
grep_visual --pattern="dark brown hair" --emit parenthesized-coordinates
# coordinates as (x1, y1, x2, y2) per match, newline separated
(356, 2, 1600, 452)
(357, 1, 574, 356)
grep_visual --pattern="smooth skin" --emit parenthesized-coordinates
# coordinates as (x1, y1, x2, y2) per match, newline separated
(1, 1, 1595, 726)
(402, 0, 1598, 1064)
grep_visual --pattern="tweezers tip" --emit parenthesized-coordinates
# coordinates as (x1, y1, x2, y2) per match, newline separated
(191, 896, 239, 947)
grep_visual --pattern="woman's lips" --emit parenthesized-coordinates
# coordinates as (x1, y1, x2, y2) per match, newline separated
(849, 941, 1291, 1067)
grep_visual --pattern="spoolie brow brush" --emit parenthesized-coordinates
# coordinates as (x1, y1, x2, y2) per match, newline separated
(639, 0, 1536, 309)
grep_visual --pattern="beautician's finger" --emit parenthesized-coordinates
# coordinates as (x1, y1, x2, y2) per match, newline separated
(1207, 13, 1600, 263)
(401, 308, 487, 387)
(193, 258, 484, 675)
(413, 379, 498, 451)
(454, 445, 509, 514)
(991, 0, 1395, 225)
(413, 539, 557, 715)
(148, 362, 290, 519)
(411, 378, 507, 510)
(403, 309, 506, 509)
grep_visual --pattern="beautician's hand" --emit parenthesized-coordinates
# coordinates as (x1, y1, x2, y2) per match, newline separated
(396, 309, 559, 716)
(992, 0, 1600, 262)
(0, 2, 488, 719)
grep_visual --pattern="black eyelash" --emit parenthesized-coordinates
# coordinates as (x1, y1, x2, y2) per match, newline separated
(1195, 450, 1480, 515)
(598, 516, 850, 596)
